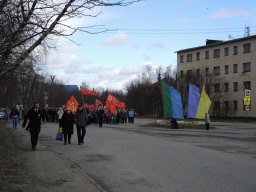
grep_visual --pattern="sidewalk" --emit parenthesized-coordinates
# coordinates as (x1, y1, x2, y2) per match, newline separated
(0, 120, 102, 192)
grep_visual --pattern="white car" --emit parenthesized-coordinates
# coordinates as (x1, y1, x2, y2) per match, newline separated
(0, 108, 6, 119)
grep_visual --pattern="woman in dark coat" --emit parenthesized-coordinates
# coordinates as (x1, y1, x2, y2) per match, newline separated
(60, 108, 74, 145)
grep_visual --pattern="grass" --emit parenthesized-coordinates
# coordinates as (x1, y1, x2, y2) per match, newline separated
(139, 122, 215, 130)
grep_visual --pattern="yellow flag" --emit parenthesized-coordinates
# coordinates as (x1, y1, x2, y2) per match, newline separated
(195, 85, 211, 119)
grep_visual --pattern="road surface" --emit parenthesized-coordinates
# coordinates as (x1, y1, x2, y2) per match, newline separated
(39, 119, 256, 192)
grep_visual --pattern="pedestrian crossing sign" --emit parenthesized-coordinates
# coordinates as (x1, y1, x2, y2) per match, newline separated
(244, 97, 250, 105)
(244, 90, 250, 98)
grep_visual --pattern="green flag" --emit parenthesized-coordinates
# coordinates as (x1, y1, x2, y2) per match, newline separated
(161, 82, 172, 118)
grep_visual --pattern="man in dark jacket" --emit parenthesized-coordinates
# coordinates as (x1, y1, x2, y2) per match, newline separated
(22, 102, 45, 151)
(74, 105, 87, 145)
(97, 107, 104, 128)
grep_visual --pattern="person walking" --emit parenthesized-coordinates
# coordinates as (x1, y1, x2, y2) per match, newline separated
(97, 107, 104, 128)
(4, 106, 10, 121)
(22, 102, 45, 151)
(10, 106, 19, 130)
(57, 108, 64, 124)
(74, 105, 87, 145)
(205, 112, 210, 130)
(60, 108, 74, 145)
(128, 109, 134, 124)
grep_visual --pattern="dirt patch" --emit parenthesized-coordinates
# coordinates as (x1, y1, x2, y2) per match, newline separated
(0, 121, 101, 192)
(0, 121, 32, 192)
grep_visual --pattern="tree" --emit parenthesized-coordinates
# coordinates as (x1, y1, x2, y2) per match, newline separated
(176, 68, 225, 117)
(0, 0, 140, 78)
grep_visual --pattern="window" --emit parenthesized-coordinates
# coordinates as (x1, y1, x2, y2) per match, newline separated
(180, 71, 184, 77)
(243, 62, 251, 72)
(205, 85, 210, 94)
(214, 66, 220, 75)
(187, 54, 192, 62)
(243, 43, 251, 53)
(213, 49, 220, 58)
(214, 83, 220, 92)
(205, 51, 209, 59)
(233, 46, 238, 55)
(180, 55, 184, 63)
(224, 101, 229, 112)
(214, 101, 220, 111)
(224, 47, 229, 56)
(187, 70, 192, 77)
(233, 64, 238, 73)
(205, 67, 209, 76)
(233, 101, 238, 110)
(224, 65, 229, 74)
(225, 83, 229, 92)
(243, 81, 251, 90)
(196, 52, 200, 60)
(233, 82, 238, 91)
(197, 69, 200, 76)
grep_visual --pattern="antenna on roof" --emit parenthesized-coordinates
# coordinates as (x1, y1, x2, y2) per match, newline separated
(228, 35, 233, 40)
(244, 25, 250, 37)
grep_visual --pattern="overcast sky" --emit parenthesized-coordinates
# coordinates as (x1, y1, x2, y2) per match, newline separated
(45, 0, 256, 91)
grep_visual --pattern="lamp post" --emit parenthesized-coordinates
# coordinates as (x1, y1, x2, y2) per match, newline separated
(43, 92, 48, 109)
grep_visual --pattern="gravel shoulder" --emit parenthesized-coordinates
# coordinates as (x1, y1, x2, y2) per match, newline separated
(0, 120, 101, 192)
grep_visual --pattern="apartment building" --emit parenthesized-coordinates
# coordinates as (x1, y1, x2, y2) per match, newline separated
(177, 35, 256, 117)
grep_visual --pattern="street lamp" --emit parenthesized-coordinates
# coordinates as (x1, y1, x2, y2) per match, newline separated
(43, 92, 48, 108)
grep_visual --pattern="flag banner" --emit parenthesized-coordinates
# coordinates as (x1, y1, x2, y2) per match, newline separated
(95, 99, 103, 105)
(187, 83, 200, 118)
(161, 82, 172, 118)
(170, 86, 184, 119)
(80, 86, 97, 95)
(158, 84, 162, 97)
(105, 102, 116, 114)
(106, 93, 126, 109)
(195, 85, 212, 119)
(87, 104, 96, 111)
(65, 95, 79, 114)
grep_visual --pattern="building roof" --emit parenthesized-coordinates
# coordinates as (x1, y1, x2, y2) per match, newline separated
(176, 34, 256, 53)
(63, 85, 78, 92)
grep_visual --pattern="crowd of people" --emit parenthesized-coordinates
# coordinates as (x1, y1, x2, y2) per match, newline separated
(4, 102, 136, 150)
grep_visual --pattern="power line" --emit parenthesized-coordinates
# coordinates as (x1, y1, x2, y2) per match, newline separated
(105, 30, 244, 35)
(85, 26, 256, 35)
(89, 26, 254, 31)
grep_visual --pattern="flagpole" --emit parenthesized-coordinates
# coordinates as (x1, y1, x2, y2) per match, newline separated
(81, 94, 85, 104)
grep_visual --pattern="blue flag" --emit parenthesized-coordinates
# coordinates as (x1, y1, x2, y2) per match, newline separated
(170, 86, 184, 119)
(187, 83, 200, 118)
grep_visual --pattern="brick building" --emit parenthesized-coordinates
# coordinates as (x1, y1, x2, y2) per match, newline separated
(177, 35, 256, 117)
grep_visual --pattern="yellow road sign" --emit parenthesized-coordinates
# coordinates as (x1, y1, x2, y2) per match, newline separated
(244, 97, 250, 105)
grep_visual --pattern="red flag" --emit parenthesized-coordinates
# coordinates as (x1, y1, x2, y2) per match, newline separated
(105, 102, 116, 114)
(87, 104, 96, 111)
(105, 93, 126, 109)
(158, 84, 162, 97)
(65, 96, 79, 114)
(80, 86, 97, 95)
(95, 99, 103, 105)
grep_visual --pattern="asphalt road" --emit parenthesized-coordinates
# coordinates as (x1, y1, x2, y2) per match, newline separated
(39, 119, 256, 192)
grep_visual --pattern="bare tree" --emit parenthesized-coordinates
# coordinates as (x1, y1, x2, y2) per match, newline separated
(176, 68, 225, 117)
(0, 0, 140, 78)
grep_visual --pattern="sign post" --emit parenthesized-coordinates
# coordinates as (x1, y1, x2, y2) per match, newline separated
(244, 89, 251, 122)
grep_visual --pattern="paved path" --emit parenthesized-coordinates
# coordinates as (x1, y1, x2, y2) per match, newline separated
(39, 119, 256, 192)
